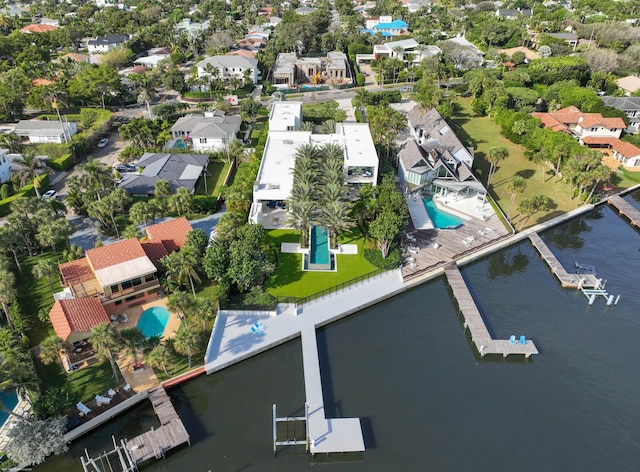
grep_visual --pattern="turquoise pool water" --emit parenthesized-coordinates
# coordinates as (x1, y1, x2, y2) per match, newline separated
(173, 139, 186, 150)
(137, 306, 170, 339)
(309, 226, 330, 265)
(0, 390, 18, 426)
(422, 197, 464, 229)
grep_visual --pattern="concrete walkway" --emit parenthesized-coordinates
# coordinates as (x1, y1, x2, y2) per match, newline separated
(336, 98, 357, 123)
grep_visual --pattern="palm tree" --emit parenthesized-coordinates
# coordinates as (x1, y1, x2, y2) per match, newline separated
(39, 336, 70, 379)
(129, 200, 154, 227)
(90, 322, 121, 381)
(173, 324, 201, 369)
(32, 259, 58, 294)
(506, 176, 527, 223)
(486, 146, 509, 188)
(517, 194, 549, 230)
(81, 158, 112, 201)
(0, 355, 36, 421)
(130, 73, 157, 119)
(166, 291, 193, 324)
(0, 133, 23, 153)
(190, 298, 217, 330)
(319, 119, 337, 134)
(0, 226, 23, 272)
(169, 187, 194, 218)
(119, 327, 145, 365)
(147, 343, 173, 376)
(317, 200, 354, 249)
(0, 267, 16, 329)
(287, 199, 315, 248)
(154, 179, 172, 212)
(12, 153, 53, 197)
(584, 164, 612, 204)
(162, 247, 203, 300)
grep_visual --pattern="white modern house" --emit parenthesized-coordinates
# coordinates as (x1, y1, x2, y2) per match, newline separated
(87, 34, 129, 53)
(170, 112, 241, 152)
(14, 120, 78, 144)
(196, 56, 259, 85)
(373, 38, 441, 64)
(249, 103, 379, 226)
(0, 148, 10, 183)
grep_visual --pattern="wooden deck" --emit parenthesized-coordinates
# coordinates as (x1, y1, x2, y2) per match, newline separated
(609, 195, 640, 227)
(126, 387, 190, 464)
(444, 263, 538, 358)
(528, 233, 600, 288)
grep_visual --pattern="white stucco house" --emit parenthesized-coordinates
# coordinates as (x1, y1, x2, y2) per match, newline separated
(196, 56, 259, 85)
(249, 102, 379, 226)
(87, 34, 129, 53)
(14, 120, 78, 144)
(0, 148, 10, 183)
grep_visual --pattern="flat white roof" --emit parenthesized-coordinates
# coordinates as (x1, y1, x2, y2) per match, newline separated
(268, 102, 302, 131)
(93, 256, 156, 287)
(254, 124, 379, 202)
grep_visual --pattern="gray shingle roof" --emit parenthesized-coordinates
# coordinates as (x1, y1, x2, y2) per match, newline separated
(171, 114, 241, 139)
(602, 96, 640, 111)
(87, 34, 129, 46)
(197, 55, 258, 70)
(118, 153, 208, 195)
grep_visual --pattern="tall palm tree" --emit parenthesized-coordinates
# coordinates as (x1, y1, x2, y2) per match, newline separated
(119, 327, 145, 365)
(173, 324, 201, 369)
(517, 194, 549, 230)
(39, 336, 70, 379)
(147, 343, 172, 376)
(191, 298, 217, 330)
(0, 226, 23, 272)
(32, 259, 58, 294)
(162, 247, 202, 300)
(166, 291, 193, 324)
(287, 199, 315, 248)
(90, 322, 121, 381)
(169, 187, 194, 218)
(0, 133, 23, 153)
(12, 153, 53, 197)
(130, 73, 157, 119)
(0, 267, 16, 329)
(506, 176, 527, 223)
(81, 157, 112, 201)
(486, 146, 509, 188)
(317, 200, 354, 249)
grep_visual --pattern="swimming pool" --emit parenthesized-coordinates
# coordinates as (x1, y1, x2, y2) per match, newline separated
(310, 226, 330, 265)
(0, 390, 19, 426)
(137, 306, 170, 339)
(422, 197, 464, 229)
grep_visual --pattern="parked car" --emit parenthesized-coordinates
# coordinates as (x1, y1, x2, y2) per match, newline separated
(42, 189, 57, 200)
(97, 138, 109, 148)
(114, 164, 136, 173)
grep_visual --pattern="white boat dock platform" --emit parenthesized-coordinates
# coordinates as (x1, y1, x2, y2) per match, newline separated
(301, 326, 365, 454)
(204, 269, 406, 453)
(444, 263, 538, 358)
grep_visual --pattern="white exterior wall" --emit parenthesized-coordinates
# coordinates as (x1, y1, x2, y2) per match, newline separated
(0, 150, 10, 183)
(197, 65, 258, 85)
(577, 125, 623, 139)
(192, 137, 229, 153)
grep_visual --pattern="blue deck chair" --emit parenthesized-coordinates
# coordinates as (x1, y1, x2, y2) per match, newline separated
(509, 335, 516, 345)
(251, 325, 264, 336)
(519, 335, 526, 344)
(253, 322, 267, 333)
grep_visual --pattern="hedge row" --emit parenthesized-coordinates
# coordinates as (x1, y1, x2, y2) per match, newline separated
(47, 154, 74, 171)
(0, 174, 50, 216)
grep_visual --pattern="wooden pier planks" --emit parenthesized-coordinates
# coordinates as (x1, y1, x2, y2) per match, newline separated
(609, 195, 640, 227)
(444, 263, 538, 358)
(126, 387, 190, 465)
(528, 233, 600, 288)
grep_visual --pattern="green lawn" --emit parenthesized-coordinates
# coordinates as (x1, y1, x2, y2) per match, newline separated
(16, 253, 61, 347)
(264, 229, 378, 298)
(196, 161, 230, 197)
(227, 161, 251, 186)
(451, 98, 578, 227)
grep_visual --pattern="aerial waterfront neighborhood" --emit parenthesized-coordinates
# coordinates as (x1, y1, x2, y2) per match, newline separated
(0, 0, 638, 469)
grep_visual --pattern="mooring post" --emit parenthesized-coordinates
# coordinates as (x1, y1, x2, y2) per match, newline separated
(273, 404, 277, 454)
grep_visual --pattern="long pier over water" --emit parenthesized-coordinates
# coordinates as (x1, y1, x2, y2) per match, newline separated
(608, 195, 640, 227)
(444, 263, 538, 358)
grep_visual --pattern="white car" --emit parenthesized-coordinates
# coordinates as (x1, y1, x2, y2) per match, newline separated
(97, 138, 109, 148)
(42, 189, 57, 200)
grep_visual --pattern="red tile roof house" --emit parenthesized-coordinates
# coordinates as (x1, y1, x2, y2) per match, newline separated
(531, 106, 638, 168)
(50, 217, 193, 364)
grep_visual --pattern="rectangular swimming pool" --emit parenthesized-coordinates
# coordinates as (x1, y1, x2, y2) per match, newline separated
(310, 226, 330, 265)
(422, 197, 464, 229)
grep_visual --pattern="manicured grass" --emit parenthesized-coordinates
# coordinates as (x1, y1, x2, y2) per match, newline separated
(264, 229, 378, 298)
(227, 161, 251, 186)
(15, 252, 61, 347)
(153, 342, 207, 383)
(451, 98, 577, 228)
(195, 161, 230, 197)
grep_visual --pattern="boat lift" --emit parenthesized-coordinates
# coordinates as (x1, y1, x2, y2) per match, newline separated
(273, 403, 309, 454)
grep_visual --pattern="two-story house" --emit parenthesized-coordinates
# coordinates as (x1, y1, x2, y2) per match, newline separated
(196, 56, 259, 85)
(602, 96, 640, 133)
(170, 112, 242, 152)
(87, 34, 129, 53)
(532, 106, 625, 140)
(0, 148, 10, 183)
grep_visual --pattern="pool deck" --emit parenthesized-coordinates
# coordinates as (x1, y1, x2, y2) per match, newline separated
(204, 269, 406, 453)
(405, 194, 434, 230)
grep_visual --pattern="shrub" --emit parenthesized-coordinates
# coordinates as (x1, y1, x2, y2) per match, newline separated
(46, 153, 73, 171)
(363, 247, 401, 270)
(193, 195, 219, 212)
(0, 183, 11, 200)
(356, 73, 365, 87)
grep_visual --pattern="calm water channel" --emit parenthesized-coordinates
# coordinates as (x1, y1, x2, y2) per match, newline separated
(34, 195, 640, 472)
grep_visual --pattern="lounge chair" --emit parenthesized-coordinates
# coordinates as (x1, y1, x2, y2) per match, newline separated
(253, 322, 266, 332)
(108, 388, 117, 397)
(96, 395, 112, 406)
(123, 383, 132, 392)
(250, 325, 265, 336)
(509, 335, 517, 345)
(519, 335, 526, 345)
(76, 402, 91, 415)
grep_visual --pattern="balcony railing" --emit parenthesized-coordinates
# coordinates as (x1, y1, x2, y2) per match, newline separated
(102, 279, 160, 301)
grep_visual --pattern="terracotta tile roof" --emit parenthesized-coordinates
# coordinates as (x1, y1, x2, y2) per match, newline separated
(228, 49, 257, 58)
(145, 217, 193, 253)
(582, 136, 640, 157)
(49, 298, 110, 341)
(31, 78, 54, 87)
(86, 238, 147, 271)
(59, 258, 96, 286)
(21, 23, 58, 33)
(141, 239, 169, 266)
(532, 106, 625, 133)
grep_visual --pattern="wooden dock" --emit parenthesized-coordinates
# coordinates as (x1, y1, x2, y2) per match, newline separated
(528, 233, 600, 288)
(125, 387, 190, 465)
(444, 263, 538, 358)
(609, 195, 640, 227)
